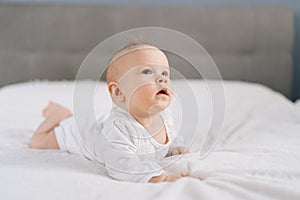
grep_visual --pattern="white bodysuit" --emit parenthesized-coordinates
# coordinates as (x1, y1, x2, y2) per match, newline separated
(54, 105, 183, 183)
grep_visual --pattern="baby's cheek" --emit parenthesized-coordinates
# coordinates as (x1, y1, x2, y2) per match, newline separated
(129, 88, 150, 103)
(138, 84, 156, 95)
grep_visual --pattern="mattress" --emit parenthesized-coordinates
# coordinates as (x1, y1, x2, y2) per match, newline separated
(0, 79, 299, 199)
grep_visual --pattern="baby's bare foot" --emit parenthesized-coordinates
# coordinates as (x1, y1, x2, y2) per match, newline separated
(42, 101, 72, 120)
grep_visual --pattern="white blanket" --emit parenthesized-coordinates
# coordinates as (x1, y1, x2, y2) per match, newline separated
(0, 80, 299, 200)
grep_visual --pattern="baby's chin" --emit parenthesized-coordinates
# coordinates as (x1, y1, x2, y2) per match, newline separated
(148, 103, 170, 114)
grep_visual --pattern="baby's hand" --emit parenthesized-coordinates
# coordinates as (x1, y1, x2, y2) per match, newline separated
(148, 173, 188, 183)
(163, 173, 189, 182)
(149, 173, 199, 183)
(171, 146, 190, 155)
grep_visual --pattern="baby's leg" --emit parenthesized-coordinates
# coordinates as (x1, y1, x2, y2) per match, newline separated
(29, 102, 72, 149)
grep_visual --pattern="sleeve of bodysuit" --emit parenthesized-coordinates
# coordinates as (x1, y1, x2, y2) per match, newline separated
(102, 145, 165, 183)
(98, 119, 165, 183)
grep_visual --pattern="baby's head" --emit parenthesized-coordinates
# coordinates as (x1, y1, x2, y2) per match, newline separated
(106, 42, 173, 118)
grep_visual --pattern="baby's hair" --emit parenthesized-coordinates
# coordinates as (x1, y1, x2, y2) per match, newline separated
(106, 41, 159, 84)
(107, 41, 153, 66)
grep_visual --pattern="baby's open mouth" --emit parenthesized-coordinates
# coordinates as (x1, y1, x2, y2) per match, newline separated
(156, 88, 169, 96)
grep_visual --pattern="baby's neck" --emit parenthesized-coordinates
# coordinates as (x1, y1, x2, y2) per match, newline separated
(132, 112, 160, 127)
(133, 112, 166, 142)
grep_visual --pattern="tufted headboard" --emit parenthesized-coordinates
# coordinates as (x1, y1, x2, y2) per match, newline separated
(0, 3, 294, 97)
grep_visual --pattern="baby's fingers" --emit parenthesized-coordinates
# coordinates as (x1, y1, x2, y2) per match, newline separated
(187, 175, 201, 180)
(181, 173, 188, 177)
(180, 173, 201, 180)
(176, 147, 190, 154)
(172, 148, 180, 155)
(181, 148, 190, 154)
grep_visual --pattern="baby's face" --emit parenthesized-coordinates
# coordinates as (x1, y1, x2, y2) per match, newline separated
(113, 47, 173, 117)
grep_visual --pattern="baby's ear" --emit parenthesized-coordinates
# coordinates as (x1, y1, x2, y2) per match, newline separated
(108, 82, 125, 103)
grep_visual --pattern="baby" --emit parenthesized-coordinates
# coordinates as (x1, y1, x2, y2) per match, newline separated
(30, 42, 191, 183)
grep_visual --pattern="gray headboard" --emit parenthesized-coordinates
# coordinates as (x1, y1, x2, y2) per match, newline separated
(0, 3, 294, 97)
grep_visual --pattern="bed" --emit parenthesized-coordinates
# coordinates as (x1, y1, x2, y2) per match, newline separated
(0, 3, 299, 200)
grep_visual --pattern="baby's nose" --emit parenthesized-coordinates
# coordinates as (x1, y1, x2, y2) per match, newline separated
(157, 75, 168, 84)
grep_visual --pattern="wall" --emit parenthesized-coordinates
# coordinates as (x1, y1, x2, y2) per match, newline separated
(1, 0, 299, 100)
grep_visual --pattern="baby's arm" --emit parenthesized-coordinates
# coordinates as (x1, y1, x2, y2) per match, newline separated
(104, 146, 194, 183)
(29, 101, 72, 149)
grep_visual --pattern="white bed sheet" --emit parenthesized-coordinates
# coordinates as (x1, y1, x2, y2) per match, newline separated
(0, 80, 299, 200)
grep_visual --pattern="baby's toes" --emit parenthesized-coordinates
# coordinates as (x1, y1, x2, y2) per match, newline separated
(48, 101, 55, 105)
(50, 102, 63, 110)
(42, 107, 50, 116)
(42, 110, 47, 117)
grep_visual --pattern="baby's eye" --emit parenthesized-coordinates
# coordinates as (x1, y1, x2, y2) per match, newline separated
(142, 69, 153, 75)
(162, 71, 169, 77)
